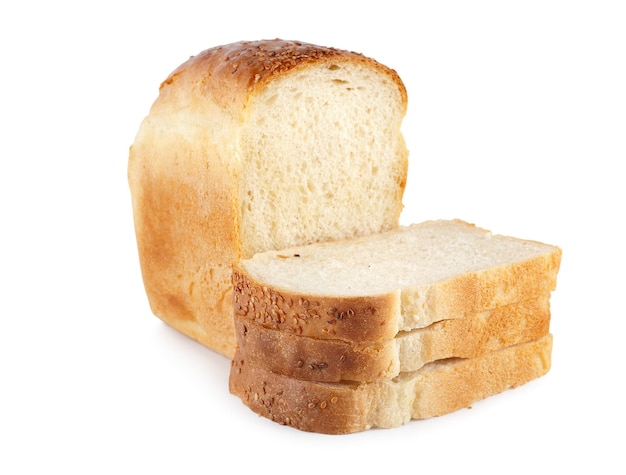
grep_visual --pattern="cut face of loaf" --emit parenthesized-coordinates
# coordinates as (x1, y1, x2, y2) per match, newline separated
(233, 220, 562, 343)
(234, 295, 551, 383)
(229, 334, 553, 434)
(128, 40, 408, 357)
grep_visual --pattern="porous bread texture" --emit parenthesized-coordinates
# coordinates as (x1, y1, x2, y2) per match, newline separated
(233, 220, 562, 342)
(229, 334, 553, 434)
(239, 59, 407, 257)
(234, 294, 551, 383)
(128, 39, 408, 357)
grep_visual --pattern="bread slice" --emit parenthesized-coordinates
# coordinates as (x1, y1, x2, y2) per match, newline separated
(234, 295, 551, 382)
(233, 220, 562, 343)
(128, 39, 408, 357)
(229, 334, 553, 434)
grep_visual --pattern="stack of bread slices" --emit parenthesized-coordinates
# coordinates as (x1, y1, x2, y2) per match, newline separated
(229, 220, 561, 434)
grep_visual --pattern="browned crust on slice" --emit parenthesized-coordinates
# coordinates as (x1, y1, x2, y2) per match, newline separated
(232, 265, 400, 342)
(232, 243, 560, 344)
(234, 295, 551, 382)
(229, 334, 553, 434)
(416, 247, 561, 327)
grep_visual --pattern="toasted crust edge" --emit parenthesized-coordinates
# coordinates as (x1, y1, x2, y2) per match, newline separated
(232, 264, 402, 342)
(232, 241, 561, 344)
(229, 334, 553, 434)
(234, 295, 552, 382)
(404, 244, 562, 329)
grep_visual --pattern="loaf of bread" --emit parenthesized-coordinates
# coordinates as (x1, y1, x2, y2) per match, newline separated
(234, 295, 551, 383)
(232, 219, 562, 343)
(128, 39, 409, 357)
(129, 40, 561, 434)
(230, 334, 553, 434)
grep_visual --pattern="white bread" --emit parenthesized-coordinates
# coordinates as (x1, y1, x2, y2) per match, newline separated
(229, 334, 553, 434)
(128, 39, 408, 357)
(233, 219, 562, 343)
(234, 295, 551, 382)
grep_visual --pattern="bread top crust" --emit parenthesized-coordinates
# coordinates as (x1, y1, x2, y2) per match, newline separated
(158, 39, 408, 114)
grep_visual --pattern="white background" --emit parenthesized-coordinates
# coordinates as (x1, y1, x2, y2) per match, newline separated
(1, 1, 624, 473)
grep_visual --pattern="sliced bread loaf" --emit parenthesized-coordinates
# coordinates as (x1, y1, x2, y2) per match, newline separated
(128, 39, 408, 357)
(233, 220, 562, 343)
(234, 295, 551, 382)
(229, 334, 553, 434)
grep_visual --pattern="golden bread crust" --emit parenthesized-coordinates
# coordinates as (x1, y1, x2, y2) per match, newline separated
(229, 334, 553, 434)
(234, 295, 552, 382)
(161, 39, 408, 113)
(415, 244, 562, 327)
(232, 264, 401, 342)
(232, 242, 561, 344)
